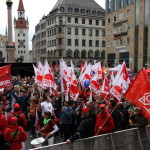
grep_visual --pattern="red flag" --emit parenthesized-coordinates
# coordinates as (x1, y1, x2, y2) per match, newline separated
(90, 73, 100, 94)
(100, 75, 109, 100)
(124, 69, 150, 120)
(0, 65, 11, 88)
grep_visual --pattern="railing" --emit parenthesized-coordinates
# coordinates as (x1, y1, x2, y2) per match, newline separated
(30, 126, 150, 150)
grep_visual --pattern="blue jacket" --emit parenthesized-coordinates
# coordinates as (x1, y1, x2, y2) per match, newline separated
(9, 90, 31, 113)
(60, 106, 73, 124)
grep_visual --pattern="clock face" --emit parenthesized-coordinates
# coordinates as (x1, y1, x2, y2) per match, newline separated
(19, 40, 25, 47)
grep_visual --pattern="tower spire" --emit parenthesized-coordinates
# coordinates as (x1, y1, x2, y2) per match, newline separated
(18, 0, 25, 11)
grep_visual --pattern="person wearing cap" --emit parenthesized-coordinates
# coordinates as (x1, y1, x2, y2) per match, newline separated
(66, 107, 94, 144)
(60, 100, 73, 141)
(4, 116, 27, 150)
(7, 103, 27, 129)
(94, 104, 115, 135)
(0, 107, 6, 150)
(130, 107, 148, 128)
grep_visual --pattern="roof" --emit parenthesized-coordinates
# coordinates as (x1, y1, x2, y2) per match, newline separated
(16, 18, 27, 28)
(18, 0, 25, 11)
(52, 0, 104, 12)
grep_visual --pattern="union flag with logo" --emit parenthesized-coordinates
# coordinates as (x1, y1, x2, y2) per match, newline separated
(124, 69, 150, 120)
(0, 65, 11, 88)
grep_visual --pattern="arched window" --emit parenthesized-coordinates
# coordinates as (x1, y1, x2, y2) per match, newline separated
(81, 50, 86, 58)
(74, 49, 80, 58)
(88, 50, 93, 58)
(47, 50, 50, 58)
(101, 50, 105, 59)
(95, 50, 100, 58)
(66, 49, 72, 58)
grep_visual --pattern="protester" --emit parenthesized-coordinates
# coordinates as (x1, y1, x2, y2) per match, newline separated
(0, 107, 6, 134)
(94, 104, 115, 135)
(7, 104, 27, 129)
(60, 100, 73, 141)
(66, 107, 94, 144)
(130, 107, 148, 128)
(39, 111, 58, 145)
(4, 116, 27, 150)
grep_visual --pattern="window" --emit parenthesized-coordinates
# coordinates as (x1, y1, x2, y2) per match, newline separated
(102, 41, 105, 47)
(82, 40, 86, 46)
(58, 38, 62, 45)
(120, 39, 123, 45)
(75, 18, 78, 23)
(18, 45, 20, 48)
(67, 28, 71, 34)
(75, 28, 78, 35)
(96, 40, 99, 47)
(18, 33, 20, 37)
(24, 51, 26, 54)
(119, 26, 123, 32)
(82, 29, 86, 36)
(75, 39, 79, 46)
(68, 7, 72, 12)
(89, 40, 92, 47)
(96, 20, 99, 25)
(107, 41, 111, 47)
(89, 29, 92, 36)
(23, 33, 25, 37)
(24, 46, 25, 48)
(113, 40, 117, 46)
(20, 21, 22, 24)
(107, 29, 111, 35)
(120, 0, 124, 8)
(82, 19, 85, 24)
(89, 19, 92, 25)
(119, 13, 124, 20)
(86, 10, 90, 14)
(68, 17, 71, 23)
(96, 30, 99, 36)
(126, 37, 130, 44)
(59, 27, 62, 33)
(108, 18, 110, 24)
(102, 30, 105, 37)
(75, 8, 79, 13)
(81, 9, 85, 14)
(126, 24, 131, 30)
(60, 7, 65, 12)
(102, 20, 105, 26)
(114, 16, 117, 21)
(127, 10, 131, 17)
(68, 39, 71, 46)
(113, 28, 117, 34)
(59, 17, 63, 24)
(18, 51, 20, 53)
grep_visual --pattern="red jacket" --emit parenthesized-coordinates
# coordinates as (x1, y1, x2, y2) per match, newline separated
(4, 125, 27, 150)
(0, 114, 6, 134)
(94, 111, 115, 135)
(7, 112, 27, 128)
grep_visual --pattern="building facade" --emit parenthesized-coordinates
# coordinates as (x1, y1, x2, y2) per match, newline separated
(14, 0, 29, 62)
(34, 0, 105, 66)
(0, 35, 7, 63)
(105, 0, 150, 71)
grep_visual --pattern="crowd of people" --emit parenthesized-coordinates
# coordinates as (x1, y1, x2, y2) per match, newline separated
(0, 70, 149, 150)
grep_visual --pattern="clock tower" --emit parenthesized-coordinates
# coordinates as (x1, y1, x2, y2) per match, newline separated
(14, 0, 29, 62)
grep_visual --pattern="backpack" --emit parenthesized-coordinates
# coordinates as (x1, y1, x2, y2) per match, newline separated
(12, 113, 23, 126)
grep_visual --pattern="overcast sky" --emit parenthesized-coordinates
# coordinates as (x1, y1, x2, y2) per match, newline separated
(0, 0, 105, 49)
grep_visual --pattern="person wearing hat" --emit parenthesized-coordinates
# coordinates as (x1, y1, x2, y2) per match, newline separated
(66, 107, 94, 144)
(60, 100, 73, 141)
(0, 108, 6, 150)
(130, 107, 148, 128)
(4, 116, 27, 150)
(94, 104, 115, 135)
(7, 103, 27, 129)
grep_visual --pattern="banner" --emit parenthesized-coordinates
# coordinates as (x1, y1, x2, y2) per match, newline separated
(0, 65, 11, 88)
(124, 69, 150, 120)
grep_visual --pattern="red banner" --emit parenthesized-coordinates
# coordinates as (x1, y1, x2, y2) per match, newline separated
(124, 69, 150, 120)
(0, 65, 11, 88)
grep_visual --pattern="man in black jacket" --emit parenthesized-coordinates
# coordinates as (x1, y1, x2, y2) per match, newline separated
(66, 107, 94, 143)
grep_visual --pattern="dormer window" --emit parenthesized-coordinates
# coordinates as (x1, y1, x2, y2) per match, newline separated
(75, 8, 79, 13)
(92, 11, 96, 14)
(81, 9, 85, 14)
(86, 10, 91, 14)
(98, 11, 102, 15)
(68, 7, 72, 12)
(60, 7, 65, 12)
